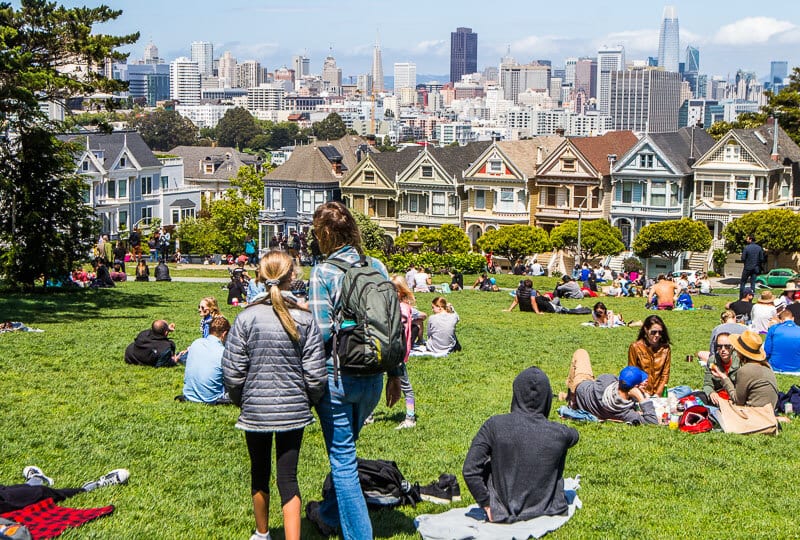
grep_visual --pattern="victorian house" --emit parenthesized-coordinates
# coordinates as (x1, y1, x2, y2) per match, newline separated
(611, 126, 714, 248)
(168, 145, 263, 199)
(260, 136, 371, 246)
(462, 136, 563, 244)
(691, 121, 800, 241)
(532, 131, 637, 231)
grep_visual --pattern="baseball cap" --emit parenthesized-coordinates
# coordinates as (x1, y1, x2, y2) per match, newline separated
(618, 366, 648, 391)
(741, 287, 754, 297)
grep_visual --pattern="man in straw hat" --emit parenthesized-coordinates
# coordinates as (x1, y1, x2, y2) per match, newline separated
(750, 291, 778, 334)
(710, 330, 778, 408)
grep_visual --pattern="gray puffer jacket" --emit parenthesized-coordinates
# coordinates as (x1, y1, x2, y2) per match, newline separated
(222, 301, 327, 432)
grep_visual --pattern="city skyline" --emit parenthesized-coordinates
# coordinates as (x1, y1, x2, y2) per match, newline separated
(53, 0, 800, 80)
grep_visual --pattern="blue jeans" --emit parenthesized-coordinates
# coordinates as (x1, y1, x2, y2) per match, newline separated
(315, 372, 382, 540)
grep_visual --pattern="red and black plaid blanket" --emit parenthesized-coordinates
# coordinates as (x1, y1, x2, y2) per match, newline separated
(0, 497, 114, 539)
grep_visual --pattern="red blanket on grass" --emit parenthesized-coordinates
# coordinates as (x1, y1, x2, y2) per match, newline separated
(0, 498, 114, 539)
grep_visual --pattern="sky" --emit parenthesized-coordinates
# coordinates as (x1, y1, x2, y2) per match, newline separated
(51, 0, 800, 80)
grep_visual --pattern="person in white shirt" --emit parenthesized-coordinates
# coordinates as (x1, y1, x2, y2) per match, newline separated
(413, 268, 432, 293)
(405, 265, 417, 290)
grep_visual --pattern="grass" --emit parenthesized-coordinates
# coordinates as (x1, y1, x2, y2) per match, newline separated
(1, 279, 796, 539)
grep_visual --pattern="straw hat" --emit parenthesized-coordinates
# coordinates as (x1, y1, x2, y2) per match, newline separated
(757, 291, 775, 304)
(784, 282, 798, 292)
(731, 330, 766, 362)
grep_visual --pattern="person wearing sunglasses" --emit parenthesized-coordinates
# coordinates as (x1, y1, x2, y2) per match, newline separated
(698, 333, 740, 405)
(627, 315, 672, 396)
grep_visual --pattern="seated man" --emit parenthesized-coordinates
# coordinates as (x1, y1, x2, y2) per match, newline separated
(765, 309, 800, 373)
(449, 270, 464, 291)
(154, 260, 172, 281)
(565, 349, 658, 425)
(182, 316, 232, 404)
(463, 367, 579, 523)
(90, 258, 115, 288)
(725, 288, 754, 323)
(554, 275, 583, 299)
(124, 320, 178, 367)
(648, 275, 678, 310)
(0, 465, 129, 514)
(505, 280, 535, 312)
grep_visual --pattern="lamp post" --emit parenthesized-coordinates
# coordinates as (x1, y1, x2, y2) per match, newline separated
(576, 205, 583, 268)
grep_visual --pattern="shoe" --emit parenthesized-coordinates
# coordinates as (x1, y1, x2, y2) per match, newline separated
(363, 414, 375, 426)
(439, 473, 461, 502)
(305, 500, 337, 537)
(82, 469, 130, 492)
(23, 466, 53, 486)
(419, 480, 452, 505)
(249, 532, 271, 540)
(395, 417, 417, 430)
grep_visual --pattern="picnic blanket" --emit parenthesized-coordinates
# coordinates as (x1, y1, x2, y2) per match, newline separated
(414, 477, 581, 540)
(0, 498, 114, 539)
(0, 322, 43, 333)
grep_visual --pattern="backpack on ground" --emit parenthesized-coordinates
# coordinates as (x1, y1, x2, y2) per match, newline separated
(326, 256, 406, 377)
(679, 404, 713, 433)
(322, 458, 421, 508)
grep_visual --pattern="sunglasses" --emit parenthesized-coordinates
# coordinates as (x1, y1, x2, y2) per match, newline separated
(595, 310, 606, 316)
(716, 344, 733, 350)
(648, 330, 663, 336)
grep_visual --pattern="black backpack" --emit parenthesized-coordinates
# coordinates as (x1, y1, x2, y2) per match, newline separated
(326, 256, 406, 378)
(323, 458, 421, 508)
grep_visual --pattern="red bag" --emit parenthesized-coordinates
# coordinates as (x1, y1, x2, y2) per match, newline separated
(679, 404, 713, 433)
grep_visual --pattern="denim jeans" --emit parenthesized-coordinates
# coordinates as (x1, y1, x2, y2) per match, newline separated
(315, 372, 382, 540)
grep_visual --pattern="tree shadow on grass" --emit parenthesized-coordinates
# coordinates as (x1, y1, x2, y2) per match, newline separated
(0, 288, 166, 324)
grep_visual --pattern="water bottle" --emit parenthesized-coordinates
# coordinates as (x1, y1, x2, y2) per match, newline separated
(668, 391, 678, 415)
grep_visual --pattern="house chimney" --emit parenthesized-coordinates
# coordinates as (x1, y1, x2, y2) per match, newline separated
(536, 146, 543, 165)
(687, 126, 697, 167)
(771, 117, 780, 162)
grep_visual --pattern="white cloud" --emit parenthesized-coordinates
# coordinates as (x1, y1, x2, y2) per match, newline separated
(228, 42, 281, 60)
(594, 29, 658, 54)
(410, 39, 448, 56)
(712, 17, 797, 45)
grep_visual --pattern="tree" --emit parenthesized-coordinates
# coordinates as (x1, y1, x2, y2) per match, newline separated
(763, 66, 800, 145)
(723, 208, 800, 269)
(0, 1, 138, 290)
(216, 107, 260, 149)
(129, 108, 198, 150)
(632, 219, 712, 263)
(176, 216, 223, 255)
(476, 225, 551, 261)
(312, 112, 346, 140)
(352, 211, 385, 252)
(707, 112, 766, 139)
(549, 219, 625, 261)
(395, 225, 470, 254)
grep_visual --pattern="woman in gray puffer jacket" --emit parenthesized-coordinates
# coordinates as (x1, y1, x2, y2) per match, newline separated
(223, 250, 326, 540)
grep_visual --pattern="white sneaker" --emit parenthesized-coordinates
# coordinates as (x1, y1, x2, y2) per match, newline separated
(249, 532, 271, 540)
(82, 469, 130, 491)
(23, 466, 53, 486)
(395, 417, 417, 430)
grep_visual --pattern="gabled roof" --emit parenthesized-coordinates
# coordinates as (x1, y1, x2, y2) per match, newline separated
(169, 146, 262, 179)
(265, 136, 373, 184)
(58, 130, 162, 169)
(494, 136, 564, 177)
(734, 123, 800, 165)
(640, 127, 716, 175)
(570, 131, 638, 176)
(368, 147, 422, 180)
(428, 141, 492, 180)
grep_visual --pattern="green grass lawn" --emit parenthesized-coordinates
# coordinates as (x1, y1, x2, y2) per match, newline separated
(1, 281, 796, 539)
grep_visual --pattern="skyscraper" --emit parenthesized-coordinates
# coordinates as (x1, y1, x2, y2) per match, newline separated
(450, 27, 478, 83)
(685, 45, 699, 73)
(372, 36, 384, 94)
(143, 42, 161, 65)
(322, 53, 342, 95)
(394, 62, 416, 92)
(292, 55, 310, 78)
(657, 6, 680, 72)
(169, 57, 201, 105)
(237, 60, 262, 90)
(596, 46, 625, 115)
(609, 67, 681, 133)
(770, 61, 788, 84)
(218, 51, 237, 88)
(190, 41, 214, 77)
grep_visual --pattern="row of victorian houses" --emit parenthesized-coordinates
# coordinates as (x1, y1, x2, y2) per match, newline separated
(67, 121, 800, 271)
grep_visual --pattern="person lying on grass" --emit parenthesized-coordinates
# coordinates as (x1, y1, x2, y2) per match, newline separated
(463, 367, 579, 523)
(564, 349, 658, 425)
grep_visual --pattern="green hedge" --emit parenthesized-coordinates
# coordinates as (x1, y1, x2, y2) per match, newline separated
(386, 252, 485, 274)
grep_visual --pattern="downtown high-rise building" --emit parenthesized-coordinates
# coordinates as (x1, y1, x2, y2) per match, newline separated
(292, 55, 310, 78)
(237, 60, 262, 90)
(372, 37, 384, 94)
(322, 54, 342, 95)
(596, 46, 625, 115)
(770, 61, 788, 85)
(394, 62, 416, 92)
(609, 67, 681, 133)
(450, 27, 478, 83)
(169, 57, 201, 105)
(190, 41, 214, 77)
(218, 51, 237, 88)
(657, 6, 680, 73)
(684, 45, 700, 97)
(574, 57, 597, 98)
(143, 42, 161, 65)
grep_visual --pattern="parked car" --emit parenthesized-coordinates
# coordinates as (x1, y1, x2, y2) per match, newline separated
(670, 270, 698, 285)
(755, 268, 800, 289)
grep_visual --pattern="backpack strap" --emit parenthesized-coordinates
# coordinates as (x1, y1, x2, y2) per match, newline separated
(323, 254, 368, 384)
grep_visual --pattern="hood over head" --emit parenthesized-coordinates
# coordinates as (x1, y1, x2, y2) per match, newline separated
(510, 366, 552, 417)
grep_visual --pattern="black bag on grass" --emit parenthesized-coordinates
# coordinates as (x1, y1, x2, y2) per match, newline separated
(322, 458, 421, 508)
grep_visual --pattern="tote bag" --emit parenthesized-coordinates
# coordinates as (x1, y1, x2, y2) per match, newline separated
(717, 399, 778, 435)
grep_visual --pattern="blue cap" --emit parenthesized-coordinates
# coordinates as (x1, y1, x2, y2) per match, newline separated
(618, 366, 648, 391)
(489, 278, 496, 284)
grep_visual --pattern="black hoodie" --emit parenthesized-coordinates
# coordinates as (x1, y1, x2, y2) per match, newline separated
(463, 367, 579, 523)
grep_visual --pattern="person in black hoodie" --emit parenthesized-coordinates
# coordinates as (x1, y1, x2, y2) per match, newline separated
(462, 367, 579, 523)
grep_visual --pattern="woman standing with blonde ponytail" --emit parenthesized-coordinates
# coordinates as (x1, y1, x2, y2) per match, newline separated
(223, 250, 327, 540)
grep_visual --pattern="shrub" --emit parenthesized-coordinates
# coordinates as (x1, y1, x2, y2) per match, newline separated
(623, 256, 644, 273)
(387, 252, 485, 274)
(712, 248, 728, 275)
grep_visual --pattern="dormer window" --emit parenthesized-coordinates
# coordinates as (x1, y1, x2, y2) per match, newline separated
(562, 158, 576, 172)
(724, 142, 740, 162)
(119, 157, 126, 167)
(82, 161, 89, 171)
(363, 171, 375, 184)
(639, 154, 655, 168)
(204, 164, 214, 174)
(421, 165, 433, 178)
(488, 159, 503, 173)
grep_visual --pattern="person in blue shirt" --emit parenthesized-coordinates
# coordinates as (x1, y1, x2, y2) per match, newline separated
(676, 288, 694, 310)
(182, 316, 232, 404)
(765, 309, 800, 373)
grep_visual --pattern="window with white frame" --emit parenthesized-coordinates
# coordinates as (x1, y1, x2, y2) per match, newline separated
(488, 159, 503, 173)
(172, 209, 180, 224)
(408, 194, 419, 212)
(639, 154, 655, 168)
(702, 182, 713, 199)
(363, 171, 375, 183)
(118, 179, 127, 198)
(432, 192, 446, 215)
(141, 206, 153, 224)
(615, 181, 646, 204)
(301, 190, 312, 213)
(421, 165, 433, 178)
(561, 158, 576, 172)
(670, 183, 679, 206)
(141, 176, 152, 195)
(107, 180, 116, 199)
(204, 163, 214, 173)
(781, 178, 790, 199)
(182, 208, 196, 219)
(270, 188, 282, 210)
(650, 181, 667, 206)
(540, 186, 557, 206)
(475, 190, 486, 209)
(82, 160, 89, 171)
(119, 156, 126, 168)
(724, 143, 740, 162)
(314, 191, 325, 207)
(448, 194, 458, 214)
(497, 188, 514, 211)
(82, 187, 91, 204)
(161, 176, 168, 189)
(118, 210, 127, 228)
